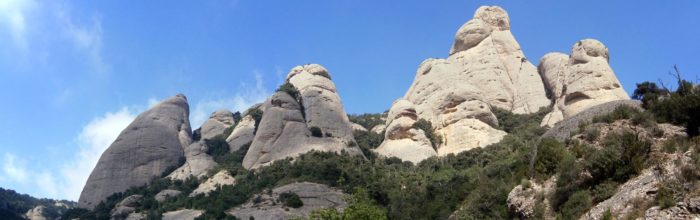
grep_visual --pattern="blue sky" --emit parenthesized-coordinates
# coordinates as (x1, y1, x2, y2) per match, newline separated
(1, 1, 698, 201)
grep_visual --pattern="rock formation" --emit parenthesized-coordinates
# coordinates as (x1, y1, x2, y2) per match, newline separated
(199, 109, 236, 140)
(79, 94, 191, 209)
(167, 141, 217, 180)
(162, 209, 203, 220)
(110, 195, 143, 219)
(373, 99, 437, 163)
(189, 170, 236, 197)
(377, 6, 549, 160)
(24, 206, 48, 220)
(226, 115, 256, 152)
(227, 182, 347, 220)
(242, 65, 363, 169)
(539, 39, 630, 127)
(351, 122, 368, 132)
(155, 189, 182, 202)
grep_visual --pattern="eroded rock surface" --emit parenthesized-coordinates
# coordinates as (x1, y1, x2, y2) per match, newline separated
(79, 94, 191, 209)
(242, 65, 363, 169)
(226, 115, 256, 152)
(540, 40, 630, 127)
(24, 206, 48, 220)
(190, 170, 236, 197)
(199, 110, 236, 140)
(155, 189, 182, 202)
(167, 141, 217, 180)
(162, 209, 203, 220)
(373, 99, 437, 163)
(227, 182, 347, 220)
(110, 195, 143, 219)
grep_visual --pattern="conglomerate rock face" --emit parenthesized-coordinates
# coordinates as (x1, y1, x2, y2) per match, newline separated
(242, 65, 363, 170)
(539, 39, 630, 127)
(79, 94, 192, 209)
(373, 99, 437, 163)
(166, 141, 217, 181)
(199, 109, 236, 140)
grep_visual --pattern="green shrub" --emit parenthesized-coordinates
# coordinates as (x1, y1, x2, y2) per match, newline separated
(591, 105, 638, 124)
(348, 113, 385, 130)
(412, 119, 442, 150)
(591, 181, 618, 203)
(205, 136, 230, 162)
(221, 125, 235, 139)
(656, 183, 680, 209)
(353, 130, 384, 158)
(534, 138, 568, 178)
(310, 126, 323, 137)
(246, 108, 264, 133)
(279, 192, 304, 208)
(277, 83, 301, 101)
(601, 209, 613, 220)
(583, 127, 601, 142)
(634, 72, 700, 137)
(559, 190, 592, 219)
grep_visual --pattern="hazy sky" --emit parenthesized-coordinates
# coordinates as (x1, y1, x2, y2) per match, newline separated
(1, 1, 699, 200)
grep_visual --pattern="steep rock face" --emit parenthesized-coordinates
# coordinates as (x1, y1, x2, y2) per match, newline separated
(167, 141, 217, 180)
(24, 206, 48, 220)
(540, 39, 630, 127)
(242, 65, 363, 170)
(447, 6, 550, 114)
(226, 115, 256, 152)
(79, 94, 191, 209)
(110, 195, 143, 219)
(155, 189, 182, 202)
(200, 110, 236, 140)
(373, 99, 437, 163)
(381, 6, 544, 158)
(541, 100, 641, 142)
(227, 182, 347, 220)
(286, 64, 358, 149)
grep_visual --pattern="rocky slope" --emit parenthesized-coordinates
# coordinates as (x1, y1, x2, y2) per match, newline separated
(79, 94, 192, 209)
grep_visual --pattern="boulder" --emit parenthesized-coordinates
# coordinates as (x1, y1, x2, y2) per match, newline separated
(199, 110, 236, 140)
(226, 115, 256, 152)
(162, 209, 203, 220)
(506, 177, 556, 219)
(167, 141, 217, 181)
(190, 170, 236, 197)
(79, 94, 191, 209)
(155, 189, 182, 202)
(540, 40, 630, 127)
(351, 122, 367, 132)
(110, 195, 143, 219)
(227, 182, 347, 220)
(373, 99, 437, 164)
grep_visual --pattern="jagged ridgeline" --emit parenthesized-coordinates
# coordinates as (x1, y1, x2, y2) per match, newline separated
(47, 5, 699, 220)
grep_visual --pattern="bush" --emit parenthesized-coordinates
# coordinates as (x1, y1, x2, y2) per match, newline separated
(246, 108, 264, 133)
(205, 136, 230, 162)
(656, 182, 681, 209)
(633, 72, 700, 137)
(534, 138, 568, 177)
(559, 190, 592, 219)
(353, 130, 384, 158)
(279, 192, 303, 208)
(591, 181, 618, 203)
(348, 113, 385, 130)
(310, 126, 323, 137)
(583, 127, 601, 142)
(412, 119, 442, 150)
(591, 105, 638, 124)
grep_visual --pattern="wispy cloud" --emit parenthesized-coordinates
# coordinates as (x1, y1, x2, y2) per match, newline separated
(0, 0, 34, 51)
(191, 71, 271, 127)
(2, 153, 29, 183)
(56, 5, 108, 75)
(0, 108, 137, 200)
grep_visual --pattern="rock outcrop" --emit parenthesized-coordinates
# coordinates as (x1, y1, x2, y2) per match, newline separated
(373, 99, 437, 163)
(539, 40, 630, 127)
(110, 195, 143, 219)
(506, 177, 557, 219)
(167, 141, 217, 180)
(227, 182, 347, 220)
(644, 197, 700, 219)
(242, 65, 363, 169)
(226, 115, 256, 152)
(541, 100, 641, 142)
(199, 110, 236, 140)
(24, 206, 48, 220)
(162, 209, 203, 220)
(351, 122, 367, 132)
(155, 189, 182, 202)
(189, 170, 236, 197)
(79, 94, 191, 209)
(378, 6, 546, 159)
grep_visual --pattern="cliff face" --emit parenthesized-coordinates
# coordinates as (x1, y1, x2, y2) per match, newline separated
(78, 94, 192, 209)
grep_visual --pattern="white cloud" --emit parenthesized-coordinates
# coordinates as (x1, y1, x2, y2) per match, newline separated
(2, 153, 29, 183)
(0, 0, 34, 50)
(58, 107, 136, 200)
(191, 72, 271, 127)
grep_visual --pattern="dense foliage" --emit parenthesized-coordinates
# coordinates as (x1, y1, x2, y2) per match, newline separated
(412, 119, 443, 150)
(633, 70, 700, 136)
(279, 192, 304, 208)
(347, 113, 385, 131)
